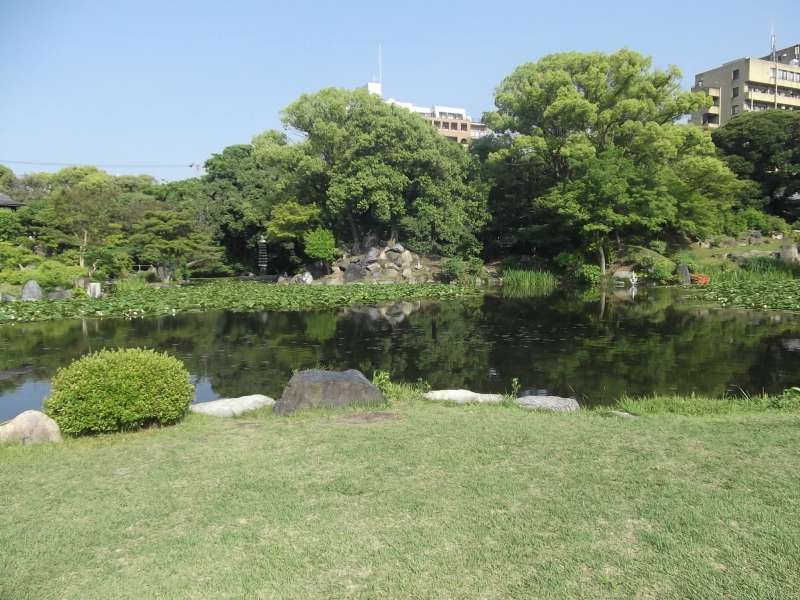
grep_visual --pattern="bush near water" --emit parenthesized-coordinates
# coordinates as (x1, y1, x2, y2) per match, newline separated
(45, 348, 193, 435)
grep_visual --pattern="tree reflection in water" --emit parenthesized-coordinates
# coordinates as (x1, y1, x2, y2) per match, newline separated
(2, 287, 800, 420)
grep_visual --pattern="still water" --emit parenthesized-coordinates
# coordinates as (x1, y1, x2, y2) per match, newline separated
(2, 288, 800, 420)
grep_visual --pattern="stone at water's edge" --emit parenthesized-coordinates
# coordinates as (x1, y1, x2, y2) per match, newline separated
(676, 264, 691, 285)
(21, 280, 43, 301)
(274, 369, 385, 415)
(423, 390, 504, 404)
(190, 394, 275, 417)
(87, 282, 103, 298)
(0, 410, 62, 444)
(515, 396, 579, 412)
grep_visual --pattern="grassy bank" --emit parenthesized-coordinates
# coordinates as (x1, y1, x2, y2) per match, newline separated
(0, 281, 480, 324)
(2, 389, 799, 598)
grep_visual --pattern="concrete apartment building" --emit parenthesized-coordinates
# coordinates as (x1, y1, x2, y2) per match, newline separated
(691, 42, 800, 128)
(365, 81, 490, 144)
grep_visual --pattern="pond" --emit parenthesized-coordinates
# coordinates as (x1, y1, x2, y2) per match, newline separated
(2, 287, 800, 420)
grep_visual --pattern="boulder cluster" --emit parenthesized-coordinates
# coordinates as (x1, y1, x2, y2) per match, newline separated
(278, 243, 438, 286)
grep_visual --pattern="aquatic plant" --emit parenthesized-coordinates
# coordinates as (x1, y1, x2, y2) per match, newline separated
(0, 280, 481, 324)
(502, 269, 559, 298)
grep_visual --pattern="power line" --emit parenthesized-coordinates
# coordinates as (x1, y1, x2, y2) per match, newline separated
(0, 159, 203, 170)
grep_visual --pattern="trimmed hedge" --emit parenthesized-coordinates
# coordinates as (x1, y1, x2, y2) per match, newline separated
(45, 348, 193, 435)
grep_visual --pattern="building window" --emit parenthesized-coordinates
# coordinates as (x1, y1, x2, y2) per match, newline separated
(461, 123, 468, 131)
(732, 87, 739, 98)
(731, 105, 740, 115)
(732, 69, 740, 80)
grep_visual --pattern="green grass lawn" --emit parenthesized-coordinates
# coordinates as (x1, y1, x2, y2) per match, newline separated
(2, 394, 799, 599)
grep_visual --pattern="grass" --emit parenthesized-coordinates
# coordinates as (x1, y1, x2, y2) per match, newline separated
(2, 386, 799, 599)
(501, 268, 559, 298)
(0, 280, 480, 323)
(617, 390, 800, 416)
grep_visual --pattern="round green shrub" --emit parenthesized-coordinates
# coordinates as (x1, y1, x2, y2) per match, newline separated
(45, 348, 193, 436)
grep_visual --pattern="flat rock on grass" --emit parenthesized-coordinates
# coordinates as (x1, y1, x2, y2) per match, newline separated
(423, 390, 504, 404)
(515, 396, 579, 413)
(190, 394, 275, 417)
(0, 410, 62, 444)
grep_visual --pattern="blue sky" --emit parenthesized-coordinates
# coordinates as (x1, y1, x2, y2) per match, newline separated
(1, 0, 797, 181)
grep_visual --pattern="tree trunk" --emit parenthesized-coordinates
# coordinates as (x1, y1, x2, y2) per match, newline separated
(346, 206, 361, 253)
(78, 230, 88, 268)
(598, 245, 606, 277)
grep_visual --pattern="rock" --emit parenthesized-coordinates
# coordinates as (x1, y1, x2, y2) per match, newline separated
(613, 270, 637, 281)
(20, 280, 43, 301)
(300, 271, 313, 284)
(609, 410, 638, 419)
(780, 244, 799, 264)
(74, 276, 91, 290)
(0, 293, 16, 302)
(87, 282, 103, 298)
(386, 243, 405, 254)
(0, 410, 62, 445)
(47, 288, 73, 300)
(190, 394, 275, 417)
(366, 262, 383, 273)
(274, 369, 385, 415)
(515, 395, 579, 412)
(344, 263, 367, 283)
(365, 247, 381, 263)
(772, 233, 784, 240)
(423, 389, 504, 404)
(401, 268, 413, 279)
(676, 264, 691, 285)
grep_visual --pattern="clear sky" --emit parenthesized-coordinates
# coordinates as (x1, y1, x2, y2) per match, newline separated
(1, 0, 797, 181)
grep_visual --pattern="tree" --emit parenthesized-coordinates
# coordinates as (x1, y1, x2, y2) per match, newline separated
(712, 111, 800, 219)
(281, 88, 488, 255)
(129, 210, 226, 281)
(303, 227, 337, 264)
(482, 49, 743, 271)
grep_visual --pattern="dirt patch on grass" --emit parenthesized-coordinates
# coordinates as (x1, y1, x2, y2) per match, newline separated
(333, 411, 401, 424)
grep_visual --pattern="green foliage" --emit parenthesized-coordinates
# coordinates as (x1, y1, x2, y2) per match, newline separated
(0, 256, 86, 289)
(700, 277, 800, 311)
(624, 246, 676, 284)
(282, 88, 488, 256)
(575, 264, 602, 285)
(371, 370, 392, 395)
(44, 348, 193, 435)
(617, 393, 800, 416)
(302, 227, 336, 263)
(482, 49, 744, 265)
(501, 269, 559, 298)
(712, 111, 800, 219)
(439, 256, 485, 284)
(0, 211, 23, 242)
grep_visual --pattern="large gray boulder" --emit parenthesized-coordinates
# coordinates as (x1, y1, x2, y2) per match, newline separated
(274, 369, 385, 415)
(344, 263, 367, 283)
(0, 410, 62, 444)
(515, 396, 579, 413)
(21, 280, 43, 301)
(190, 394, 275, 417)
(47, 288, 73, 300)
(423, 389, 504, 405)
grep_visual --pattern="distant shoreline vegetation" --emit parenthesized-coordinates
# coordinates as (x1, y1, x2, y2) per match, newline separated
(0, 280, 481, 324)
(2, 49, 798, 293)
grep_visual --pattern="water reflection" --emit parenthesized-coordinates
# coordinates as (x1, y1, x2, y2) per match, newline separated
(2, 288, 800, 420)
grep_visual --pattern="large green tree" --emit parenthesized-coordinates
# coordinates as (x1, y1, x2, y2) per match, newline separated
(712, 110, 800, 219)
(480, 49, 744, 271)
(280, 88, 488, 255)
